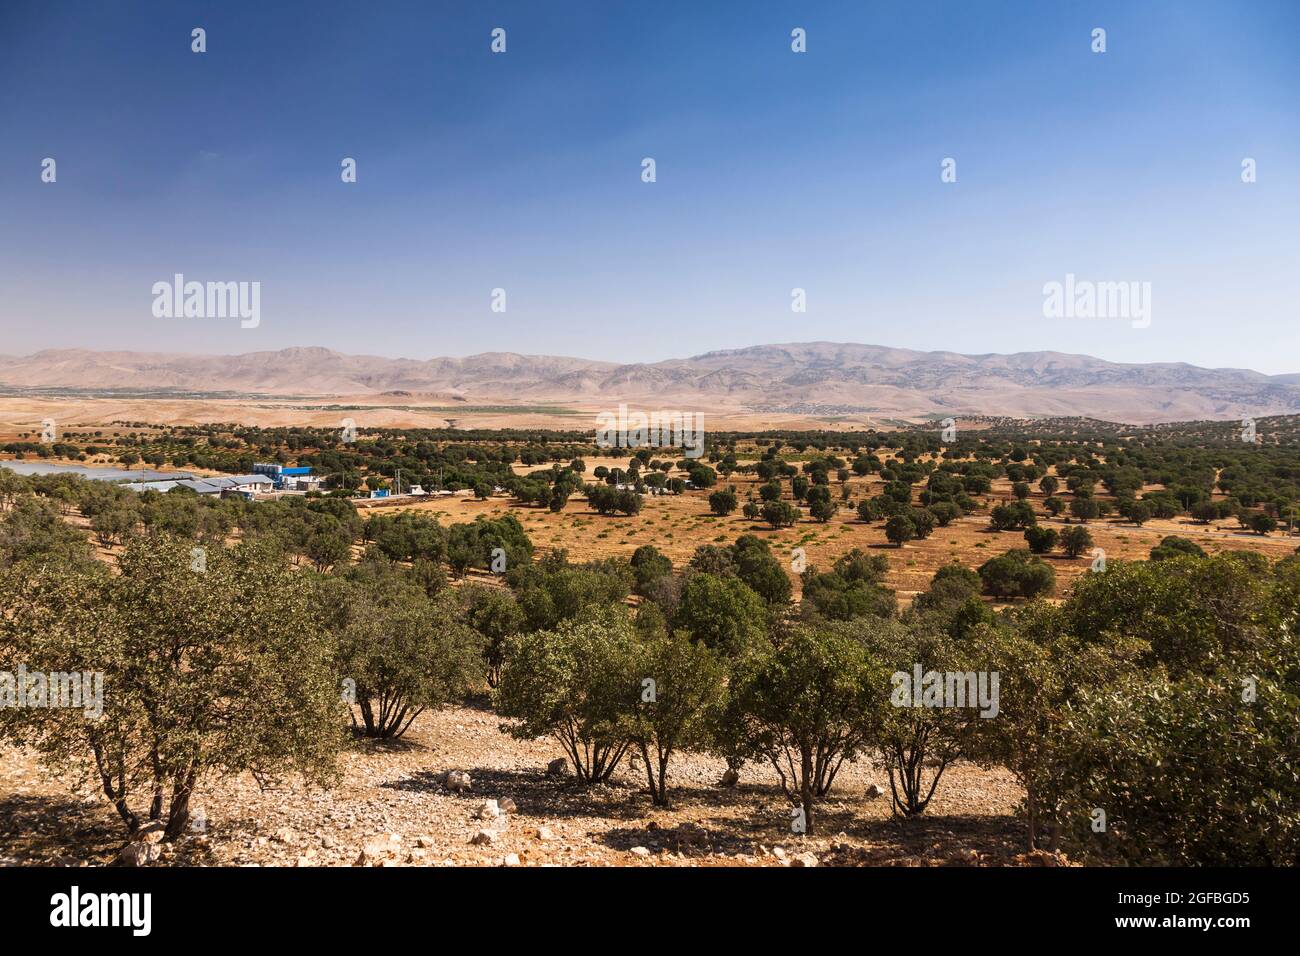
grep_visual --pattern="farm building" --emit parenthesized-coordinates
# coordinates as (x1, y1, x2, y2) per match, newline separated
(252, 463, 319, 490)
(123, 474, 275, 496)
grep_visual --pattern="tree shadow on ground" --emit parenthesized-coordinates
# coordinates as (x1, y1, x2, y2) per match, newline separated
(381, 766, 648, 821)
(343, 733, 429, 756)
(0, 793, 123, 866)
(828, 811, 1025, 864)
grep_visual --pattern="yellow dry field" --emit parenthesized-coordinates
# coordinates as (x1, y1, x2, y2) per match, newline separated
(366, 455, 1298, 604)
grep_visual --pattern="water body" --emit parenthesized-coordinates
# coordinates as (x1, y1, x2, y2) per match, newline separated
(0, 461, 194, 482)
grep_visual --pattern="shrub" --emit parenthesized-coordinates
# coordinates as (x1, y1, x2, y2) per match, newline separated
(672, 572, 768, 657)
(495, 605, 639, 785)
(1149, 535, 1206, 561)
(800, 549, 896, 621)
(1024, 526, 1058, 554)
(1058, 525, 1094, 558)
(708, 488, 738, 515)
(630, 544, 673, 595)
(884, 514, 914, 547)
(1053, 647, 1300, 864)
(978, 549, 1055, 599)
(331, 571, 484, 739)
(761, 500, 799, 529)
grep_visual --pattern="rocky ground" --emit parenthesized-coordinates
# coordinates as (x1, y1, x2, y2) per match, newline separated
(0, 703, 1049, 868)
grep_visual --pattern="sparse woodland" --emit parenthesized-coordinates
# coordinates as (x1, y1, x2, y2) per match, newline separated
(2, 418, 1299, 865)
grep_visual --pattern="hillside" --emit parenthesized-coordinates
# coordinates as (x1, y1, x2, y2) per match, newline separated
(2, 342, 1299, 424)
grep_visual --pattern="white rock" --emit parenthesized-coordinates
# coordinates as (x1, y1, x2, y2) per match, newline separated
(133, 821, 166, 845)
(629, 846, 651, 857)
(474, 799, 500, 820)
(445, 770, 472, 792)
(115, 842, 161, 867)
(502, 853, 521, 867)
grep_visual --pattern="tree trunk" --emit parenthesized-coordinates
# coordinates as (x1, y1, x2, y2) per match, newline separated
(800, 746, 815, 836)
(163, 770, 197, 840)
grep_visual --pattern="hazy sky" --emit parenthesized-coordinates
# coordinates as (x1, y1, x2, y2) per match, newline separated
(1, 1, 1297, 372)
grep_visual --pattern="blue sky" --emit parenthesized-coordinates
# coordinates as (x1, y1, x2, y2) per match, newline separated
(1, 1, 1297, 372)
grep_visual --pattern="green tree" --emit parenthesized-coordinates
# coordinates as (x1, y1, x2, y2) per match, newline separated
(1058, 525, 1094, 558)
(329, 570, 484, 738)
(672, 572, 768, 657)
(885, 514, 915, 547)
(708, 488, 738, 516)
(761, 500, 799, 529)
(1024, 526, 1058, 555)
(724, 623, 880, 835)
(461, 584, 527, 688)
(495, 605, 639, 784)
(978, 549, 1055, 599)
(0, 536, 344, 838)
(627, 635, 726, 805)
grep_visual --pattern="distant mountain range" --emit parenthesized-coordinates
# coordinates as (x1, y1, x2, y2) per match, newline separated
(3, 343, 1298, 424)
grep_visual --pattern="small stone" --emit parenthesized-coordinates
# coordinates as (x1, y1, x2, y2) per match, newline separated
(474, 799, 500, 821)
(502, 853, 521, 867)
(133, 821, 166, 845)
(772, 847, 788, 861)
(470, 829, 497, 846)
(629, 846, 651, 857)
(445, 770, 472, 793)
(791, 853, 819, 868)
(115, 842, 161, 867)
(534, 826, 557, 842)
(498, 798, 517, 814)
(272, 827, 296, 844)
(672, 823, 708, 847)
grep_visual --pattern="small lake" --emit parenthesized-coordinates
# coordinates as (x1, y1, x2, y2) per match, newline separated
(0, 461, 194, 482)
